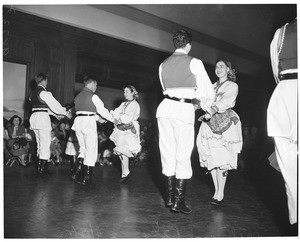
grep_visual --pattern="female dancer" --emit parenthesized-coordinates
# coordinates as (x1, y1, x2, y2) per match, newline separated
(197, 60, 243, 205)
(110, 85, 141, 182)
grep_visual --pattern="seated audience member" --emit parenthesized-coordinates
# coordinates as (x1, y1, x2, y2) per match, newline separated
(23, 120, 37, 165)
(50, 115, 60, 138)
(58, 118, 71, 152)
(65, 129, 79, 173)
(50, 129, 62, 164)
(97, 123, 113, 166)
(7, 115, 29, 166)
(7, 115, 27, 138)
(3, 120, 10, 162)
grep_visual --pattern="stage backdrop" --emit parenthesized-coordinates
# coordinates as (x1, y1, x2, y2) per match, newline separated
(3, 61, 27, 121)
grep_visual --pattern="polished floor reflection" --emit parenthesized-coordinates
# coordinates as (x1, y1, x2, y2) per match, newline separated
(4, 155, 297, 238)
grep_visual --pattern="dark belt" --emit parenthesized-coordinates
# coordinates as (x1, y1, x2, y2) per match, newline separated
(279, 73, 297, 80)
(76, 114, 95, 117)
(32, 110, 47, 113)
(165, 96, 192, 103)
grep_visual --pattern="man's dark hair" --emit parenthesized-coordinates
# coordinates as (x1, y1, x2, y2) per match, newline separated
(83, 76, 97, 85)
(35, 73, 47, 83)
(173, 30, 192, 49)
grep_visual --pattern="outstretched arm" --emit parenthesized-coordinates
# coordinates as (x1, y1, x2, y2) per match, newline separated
(92, 94, 115, 123)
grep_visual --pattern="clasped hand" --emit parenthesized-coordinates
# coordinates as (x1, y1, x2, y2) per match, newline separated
(198, 113, 212, 121)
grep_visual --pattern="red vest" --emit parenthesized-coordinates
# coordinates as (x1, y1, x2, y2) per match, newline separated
(161, 53, 196, 90)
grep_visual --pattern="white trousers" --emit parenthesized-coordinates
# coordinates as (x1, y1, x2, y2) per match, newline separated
(72, 116, 98, 167)
(33, 129, 51, 160)
(157, 117, 194, 179)
(120, 156, 130, 178)
(274, 137, 298, 224)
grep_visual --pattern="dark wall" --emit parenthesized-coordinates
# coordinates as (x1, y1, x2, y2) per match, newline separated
(3, 7, 276, 130)
(3, 7, 168, 120)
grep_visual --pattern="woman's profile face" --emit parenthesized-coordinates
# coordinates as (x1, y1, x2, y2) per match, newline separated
(215, 61, 229, 79)
(13, 117, 20, 126)
(124, 87, 134, 101)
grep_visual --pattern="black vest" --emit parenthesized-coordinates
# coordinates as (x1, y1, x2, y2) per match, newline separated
(30, 86, 48, 109)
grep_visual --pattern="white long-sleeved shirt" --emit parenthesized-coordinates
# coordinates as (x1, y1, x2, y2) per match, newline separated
(38, 88, 67, 116)
(110, 100, 140, 124)
(211, 81, 238, 113)
(92, 94, 114, 122)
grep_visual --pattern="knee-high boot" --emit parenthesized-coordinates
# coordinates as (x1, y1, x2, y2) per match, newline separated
(42, 160, 52, 175)
(71, 157, 84, 181)
(36, 159, 43, 174)
(70, 156, 75, 174)
(171, 179, 191, 214)
(165, 175, 175, 207)
(80, 165, 93, 186)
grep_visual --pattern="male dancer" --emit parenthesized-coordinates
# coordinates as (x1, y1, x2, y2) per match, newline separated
(29, 73, 71, 175)
(268, 18, 298, 225)
(156, 30, 214, 214)
(71, 76, 116, 186)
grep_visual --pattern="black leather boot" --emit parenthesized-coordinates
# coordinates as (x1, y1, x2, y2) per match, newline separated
(71, 157, 84, 181)
(80, 165, 93, 186)
(171, 179, 191, 214)
(165, 175, 175, 207)
(42, 160, 52, 175)
(36, 159, 43, 174)
(69, 156, 75, 174)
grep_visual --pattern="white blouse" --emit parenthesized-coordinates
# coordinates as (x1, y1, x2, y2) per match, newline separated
(111, 100, 140, 124)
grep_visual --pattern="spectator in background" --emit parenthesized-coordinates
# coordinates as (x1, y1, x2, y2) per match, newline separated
(7, 115, 29, 166)
(7, 115, 27, 139)
(50, 129, 62, 164)
(58, 119, 71, 151)
(97, 124, 113, 166)
(50, 116, 60, 137)
(65, 128, 79, 174)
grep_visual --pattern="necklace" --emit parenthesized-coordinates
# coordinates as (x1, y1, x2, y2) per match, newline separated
(121, 100, 133, 114)
(215, 79, 228, 93)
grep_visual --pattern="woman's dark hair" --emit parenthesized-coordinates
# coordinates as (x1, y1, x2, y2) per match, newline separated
(173, 30, 192, 49)
(216, 60, 237, 82)
(9, 115, 22, 125)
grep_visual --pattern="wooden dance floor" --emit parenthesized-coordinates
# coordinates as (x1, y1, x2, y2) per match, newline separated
(4, 154, 297, 238)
